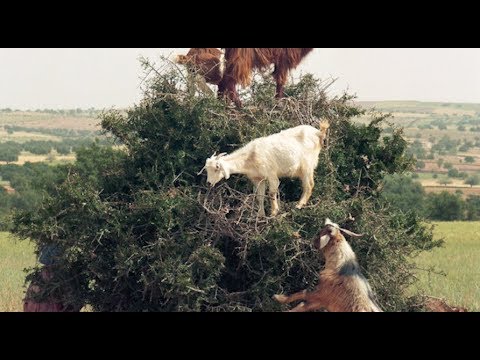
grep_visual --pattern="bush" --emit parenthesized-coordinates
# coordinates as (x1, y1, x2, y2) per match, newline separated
(465, 174, 480, 187)
(448, 168, 460, 178)
(426, 192, 464, 220)
(381, 174, 426, 215)
(12, 59, 439, 312)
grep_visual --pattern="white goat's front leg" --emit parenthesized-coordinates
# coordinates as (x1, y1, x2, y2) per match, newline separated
(296, 172, 314, 209)
(253, 179, 267, 217)
(268, 176, 280, 216)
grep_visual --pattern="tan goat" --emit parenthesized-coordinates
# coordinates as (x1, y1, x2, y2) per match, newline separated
(273, 218, 382, 312)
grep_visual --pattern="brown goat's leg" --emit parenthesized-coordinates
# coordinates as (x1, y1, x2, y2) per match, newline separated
(275, 82, 285, 99)
(273, 66, 288, 99)
(217, 78, 226, 98)
(273, 290, 307, 304)
(231, 90, 242, 108)
(217, 72, 242, 108)
(288, 301, 324, 312)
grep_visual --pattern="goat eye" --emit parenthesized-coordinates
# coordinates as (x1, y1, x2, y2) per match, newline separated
(216, 164, 220, 170)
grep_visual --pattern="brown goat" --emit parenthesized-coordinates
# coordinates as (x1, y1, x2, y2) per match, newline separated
(273, 219, 383, 312)
(218, 48, 314, 107)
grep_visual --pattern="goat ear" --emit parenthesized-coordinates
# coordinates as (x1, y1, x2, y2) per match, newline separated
(220, 163, 230, 179)
(317, 234, 331, 249)
(325, 218, 335, 227)
(339, 228, 363, 238)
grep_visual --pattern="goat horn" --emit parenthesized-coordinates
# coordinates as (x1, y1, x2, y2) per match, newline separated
(197, 165, 207, 176)
(339, 228, 363, 237)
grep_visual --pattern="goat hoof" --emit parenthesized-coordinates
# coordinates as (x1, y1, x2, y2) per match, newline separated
(295, 204, 304, 210)
(273, 294, 288, 303)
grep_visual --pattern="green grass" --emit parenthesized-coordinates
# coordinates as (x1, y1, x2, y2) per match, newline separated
(413, 221, 480, 311)
(0, 232, 36, 312)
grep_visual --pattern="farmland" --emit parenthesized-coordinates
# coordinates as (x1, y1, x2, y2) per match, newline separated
(358, 101, 480, 195)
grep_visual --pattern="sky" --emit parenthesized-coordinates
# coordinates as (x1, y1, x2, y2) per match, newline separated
(0, 48, 479, 110)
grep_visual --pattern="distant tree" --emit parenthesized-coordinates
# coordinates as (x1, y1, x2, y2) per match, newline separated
(443, 162, 453, 169)
(437, 158, 444, 168)
(438, 178, 452, 186)
(416, 160, 426, 170)
(465, 195, 480, 220)
(381, 174, 426, 216)
(426, 191, 464, 220)
(447, 168, 460, 178)
(457, 125, 466, 131)
(0, 146, 20, 163)
(459, 144, 471, 152)
(432, 173, 438, 179)
(408, 139, 426, 159)
(465, 156, 475, 164)
(465, 175, 480, 187)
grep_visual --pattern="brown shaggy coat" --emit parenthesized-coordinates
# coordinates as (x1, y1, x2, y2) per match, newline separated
(218, 48, 314, 107)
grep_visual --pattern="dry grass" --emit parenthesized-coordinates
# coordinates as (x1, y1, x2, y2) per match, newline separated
(423, 186, 480, 198)
(0, 112, 100, 131)
(0, 152, 76, 166)
(0, 129, 61, 143)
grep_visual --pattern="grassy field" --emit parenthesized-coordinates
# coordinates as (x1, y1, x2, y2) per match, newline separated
(413, 221, 480, 311)
(0, 152, 76, 166)
(0, 232, 36, 312)
(0, 111, 100, 131)
(1, 221, 479, 311)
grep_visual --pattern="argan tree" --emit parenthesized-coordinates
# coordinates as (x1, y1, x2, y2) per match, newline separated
(12, 58, 440, 312)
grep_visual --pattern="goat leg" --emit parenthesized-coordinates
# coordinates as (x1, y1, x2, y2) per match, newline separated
(288, 301, 324, 312)
(273, 289, 307, 304)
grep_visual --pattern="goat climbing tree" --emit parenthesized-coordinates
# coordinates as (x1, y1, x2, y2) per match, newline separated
(12, 58, 441, 311)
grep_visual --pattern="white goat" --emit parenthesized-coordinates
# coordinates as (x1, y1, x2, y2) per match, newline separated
(273, 218, 383, 312)
(200, 122, 330, 216)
